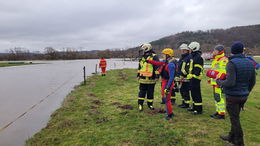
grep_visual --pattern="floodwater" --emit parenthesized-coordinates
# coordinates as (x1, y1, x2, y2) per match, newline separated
(0, 59, 138, 146)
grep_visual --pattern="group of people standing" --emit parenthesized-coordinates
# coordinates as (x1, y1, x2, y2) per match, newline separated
(137, 41, 204, 119)
(137, 41, 257, 146)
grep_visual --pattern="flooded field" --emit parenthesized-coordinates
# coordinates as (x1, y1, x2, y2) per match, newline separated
(0, 59, 137, 146)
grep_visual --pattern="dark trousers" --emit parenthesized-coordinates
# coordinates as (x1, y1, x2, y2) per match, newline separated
(138, 83, 155, 106)
(226, 98, 247, 145)
(180, 82, 191, 105)
(190, 79, 202, 112)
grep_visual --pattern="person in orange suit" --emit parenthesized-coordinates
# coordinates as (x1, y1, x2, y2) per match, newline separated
(99, 57, 107, 76)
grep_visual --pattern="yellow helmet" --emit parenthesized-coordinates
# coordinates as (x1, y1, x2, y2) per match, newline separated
(162, 48, 174, 57)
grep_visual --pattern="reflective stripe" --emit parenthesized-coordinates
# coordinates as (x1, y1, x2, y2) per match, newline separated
(147, 99, 153, 102)
(194, 64, 203, 70)
(189, 59, 193, 73)
(184, 100, 190, 104)
(139, 79, 156, 84)
(155, 71, 160, 74)
(171, 97, 176, 99)
(189, 74, 202, 80)
(138, 98, 145, 100)
(181, 62, 188, 75)
(194, 103, 202, 105)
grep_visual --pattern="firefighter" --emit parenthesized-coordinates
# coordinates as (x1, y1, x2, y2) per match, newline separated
(147, 48, 176, 120)
(186, 42, 204, 115)
(208, 45, 228, 119)
(217, 42, 256, 145)
(99, 57, 107, 76)
(176, 43, 192, 109)
(137, 43, 160, 111)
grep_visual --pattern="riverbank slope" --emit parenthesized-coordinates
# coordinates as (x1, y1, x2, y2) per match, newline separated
(26, 69, 260, 145)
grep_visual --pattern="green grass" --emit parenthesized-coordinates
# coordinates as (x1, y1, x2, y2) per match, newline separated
(0, 62, 34, 67)
(26, 67, 260, 146)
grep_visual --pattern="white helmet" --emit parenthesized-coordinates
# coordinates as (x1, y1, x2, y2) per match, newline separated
(179, 43, 189, 50)
(140, 43, 152, 52)
(188, 41, 200, 52)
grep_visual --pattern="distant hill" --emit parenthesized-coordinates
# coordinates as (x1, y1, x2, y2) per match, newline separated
(128, 24, 260, 57)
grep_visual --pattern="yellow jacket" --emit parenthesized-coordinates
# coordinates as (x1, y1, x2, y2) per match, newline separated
(211, 52, 228, 85)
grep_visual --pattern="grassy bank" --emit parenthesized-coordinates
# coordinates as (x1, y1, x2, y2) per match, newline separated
(0, 62, 34, 67)
(27, 68, 260, 145)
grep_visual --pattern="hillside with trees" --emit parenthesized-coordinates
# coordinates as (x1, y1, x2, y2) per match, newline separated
(142, 24, 260, 57)
(0, 24, 260, 60)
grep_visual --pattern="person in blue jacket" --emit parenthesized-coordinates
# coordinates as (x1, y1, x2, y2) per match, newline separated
(147, 48, 176, 120)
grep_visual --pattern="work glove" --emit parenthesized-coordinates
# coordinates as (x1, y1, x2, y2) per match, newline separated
(174, 76, 179, 81)
(164, 87, 170, 95)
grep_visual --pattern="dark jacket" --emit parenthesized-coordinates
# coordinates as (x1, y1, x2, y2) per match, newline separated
(177, 53, 190, 77)
(190, 51, 204, 80)
(216, 54, 256, 98)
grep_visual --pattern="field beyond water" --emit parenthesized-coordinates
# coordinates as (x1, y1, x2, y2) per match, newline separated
(0, 62, 33, 67)
(27, 68, 260, 145)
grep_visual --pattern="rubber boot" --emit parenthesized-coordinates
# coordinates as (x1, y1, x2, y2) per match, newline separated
(193, 110, 202, 115)
(210, 112, 218, 118)
(212, 114, 225, 119)
(138, 104, 143, 111)
(147, 102, 154, 110)
(179, 102, 189, 108)
(220, 132, 234, 144)
(165, 113, 174, 120)
(171, 99, 176, 105)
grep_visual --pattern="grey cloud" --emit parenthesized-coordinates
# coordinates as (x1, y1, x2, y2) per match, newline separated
(0, 0, 260, 52)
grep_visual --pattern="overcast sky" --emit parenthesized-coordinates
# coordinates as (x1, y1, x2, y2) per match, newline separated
(0, 0, 260, 52)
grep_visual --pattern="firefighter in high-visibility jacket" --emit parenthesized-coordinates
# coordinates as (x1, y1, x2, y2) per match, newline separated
(99, 57, 107, 76)
(209, 45, 228, 119)
(137, 43, 160, 111)
(186, 42, 204, 115)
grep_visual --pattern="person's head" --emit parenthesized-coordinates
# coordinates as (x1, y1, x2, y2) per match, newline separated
(101, 57, 104, 59)
(213, 45, 224, 55)
(188, 41, 200, 52)
(231, 41, 244, 55)
(162, 48, 174, 60)
(179, 43, 190, 54)
(140, 43, 153, 55)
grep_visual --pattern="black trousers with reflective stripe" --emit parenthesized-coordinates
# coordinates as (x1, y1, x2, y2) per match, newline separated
(180, 82, 191, 104)
(138, 83, 155, 105)
(190, 78, 202, 112)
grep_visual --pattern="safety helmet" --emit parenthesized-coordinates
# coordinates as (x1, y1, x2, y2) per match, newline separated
(214, 45, 224, 52)
(179, 43, 189, 50)
(162, 48, 174, 57)
(140, 43, 152, 52)
(188, 41, 200, 52)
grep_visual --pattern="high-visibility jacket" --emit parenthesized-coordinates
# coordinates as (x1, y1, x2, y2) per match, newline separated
(137, 53, 159, 84)
(211, 52, 228, 85)
(99, 59, 107, 68)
